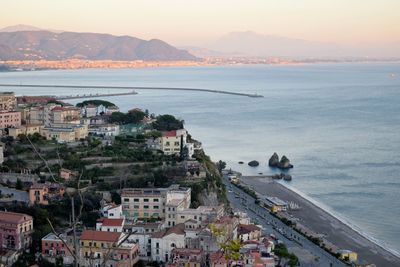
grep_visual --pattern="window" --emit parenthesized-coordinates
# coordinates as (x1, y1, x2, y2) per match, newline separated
(153, 198, 159, 202)
(144, 212, 149, 217)
(123, 198, 129, 202)
(144, 205, 149, 209)
(144, 199, 149, 202)
(174, 141, 179, 146)
(165, 142, 170, 146)
(153, 205, 159, 209)
(134, 205, 139, 209)
(134, 198, 139, 202)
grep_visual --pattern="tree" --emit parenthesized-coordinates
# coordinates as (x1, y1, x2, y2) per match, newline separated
(152, 114, 184, 131)
(15, 178, 23, 190)
(220, 239, 242, 260)
(216, 160, 226, 174)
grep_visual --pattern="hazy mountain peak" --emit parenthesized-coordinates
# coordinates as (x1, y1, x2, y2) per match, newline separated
(0, 24, 45, 32)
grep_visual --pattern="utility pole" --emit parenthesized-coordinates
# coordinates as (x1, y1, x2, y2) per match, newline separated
(71, 196, 79, 267)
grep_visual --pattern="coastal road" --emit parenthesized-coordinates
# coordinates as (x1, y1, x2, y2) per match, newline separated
(223, 175, 347, 267)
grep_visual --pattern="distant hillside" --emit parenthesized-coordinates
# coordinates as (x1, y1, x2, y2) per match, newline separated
(207, 31, 400, 58)
(0, 30, 198, 61)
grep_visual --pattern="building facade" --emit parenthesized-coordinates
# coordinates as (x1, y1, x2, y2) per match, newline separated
(0, 111, 21, 129)
(0, 92, 17, 111)
(0, 211, 33, 251)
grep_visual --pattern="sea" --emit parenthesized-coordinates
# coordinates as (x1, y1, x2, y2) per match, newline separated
(1, 63, 400, 255)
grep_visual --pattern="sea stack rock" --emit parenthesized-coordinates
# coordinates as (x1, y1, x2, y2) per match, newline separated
(279, 155, 293, 169)
(268, 153, 294, 169)
(268, 152, 280, 167)
(248, 160, 259, 167)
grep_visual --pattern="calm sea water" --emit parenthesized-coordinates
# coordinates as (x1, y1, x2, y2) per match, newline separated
(1, 63, 400, 253)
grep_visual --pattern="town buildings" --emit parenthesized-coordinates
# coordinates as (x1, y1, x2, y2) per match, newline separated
(0, 110, 21, 129)
(41, 232, 74, 265)
(8, 124, 43, 138)
(0, 92, 17, 111)
(40, 123, 88, 142)
(0, 211, 33, 265)
(96, 218, 125, 233)
(89, 123, 120, 137)
(101, 203, 124, 219)
(121, 185, 191, 221)
(28, 183, 65, 205)
(79, 230, 139, 267)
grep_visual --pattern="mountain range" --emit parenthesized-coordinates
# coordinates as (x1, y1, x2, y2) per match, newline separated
(202, 31, 400, 58)
(1, 25, 399, 60)
(0, 25, 197, 61)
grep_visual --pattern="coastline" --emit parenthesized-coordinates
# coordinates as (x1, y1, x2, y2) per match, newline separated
(279, 181, 400, 259)
(240, 176, 400, 267)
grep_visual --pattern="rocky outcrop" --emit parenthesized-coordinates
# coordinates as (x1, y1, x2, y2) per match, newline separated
(272, 173, 292, 181)
(248, 160, 259, 167)
(268, 153, 293, 169)
(268, 152, 280, 167)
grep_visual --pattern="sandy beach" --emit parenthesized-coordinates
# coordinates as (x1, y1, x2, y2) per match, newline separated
(240, 176, 400, 267)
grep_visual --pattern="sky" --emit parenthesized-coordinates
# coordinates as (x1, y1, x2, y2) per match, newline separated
(1, 0, 400, 46)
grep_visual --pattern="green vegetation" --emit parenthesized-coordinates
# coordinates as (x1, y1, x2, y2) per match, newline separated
(109, 109, 146, 124)
(152, 114, 184, 131)
(216, 160, 226, 174)
(76, 99, 116, 108)
(274, 243, 299, 267)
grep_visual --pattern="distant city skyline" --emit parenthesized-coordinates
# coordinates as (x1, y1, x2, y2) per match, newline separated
(2, 0, 400, 47)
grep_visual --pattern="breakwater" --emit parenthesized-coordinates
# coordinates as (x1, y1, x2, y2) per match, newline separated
(0, 83, 263, 98)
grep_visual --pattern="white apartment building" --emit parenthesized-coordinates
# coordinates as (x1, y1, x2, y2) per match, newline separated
(121, 185, 191, 221)
(89, 123, 120, 137)
(96, 218, 125, 232)
(101, 204, 123, 219)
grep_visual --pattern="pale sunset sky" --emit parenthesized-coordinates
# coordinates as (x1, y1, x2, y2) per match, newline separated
(1, 0, 399, 46)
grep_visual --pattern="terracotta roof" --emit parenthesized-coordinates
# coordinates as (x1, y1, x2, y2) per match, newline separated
(210, 251, 227, 263)
(172, 248, 203, 256)
(0, 211, 33, 224)
(97, 218, 124, 227)
(30, 183, 47, 190)
(238, 224, 261, 235)
(51, 106, 65, 111)
(151, 223, 186, 238)
(80, 230, 121, 242)
(162, 130, 177, 137)
(104, 204, 120, 211)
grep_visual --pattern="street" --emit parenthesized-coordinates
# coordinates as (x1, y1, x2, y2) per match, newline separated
(223, 175, 347, 267)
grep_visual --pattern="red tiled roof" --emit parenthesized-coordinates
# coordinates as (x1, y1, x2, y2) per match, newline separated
(162, 130, 177, 137)
(97, 218, 124, 227)
(151, 223, 186, 238)
(238, 224, 261, 235)
(30, 183, 47, 190)
(210, 251, 228, 263)
(104, 204, 120, 211)
(80, 230, 121, 242)
(51, 106, 65, 111)
(0, 211, 33, 224)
